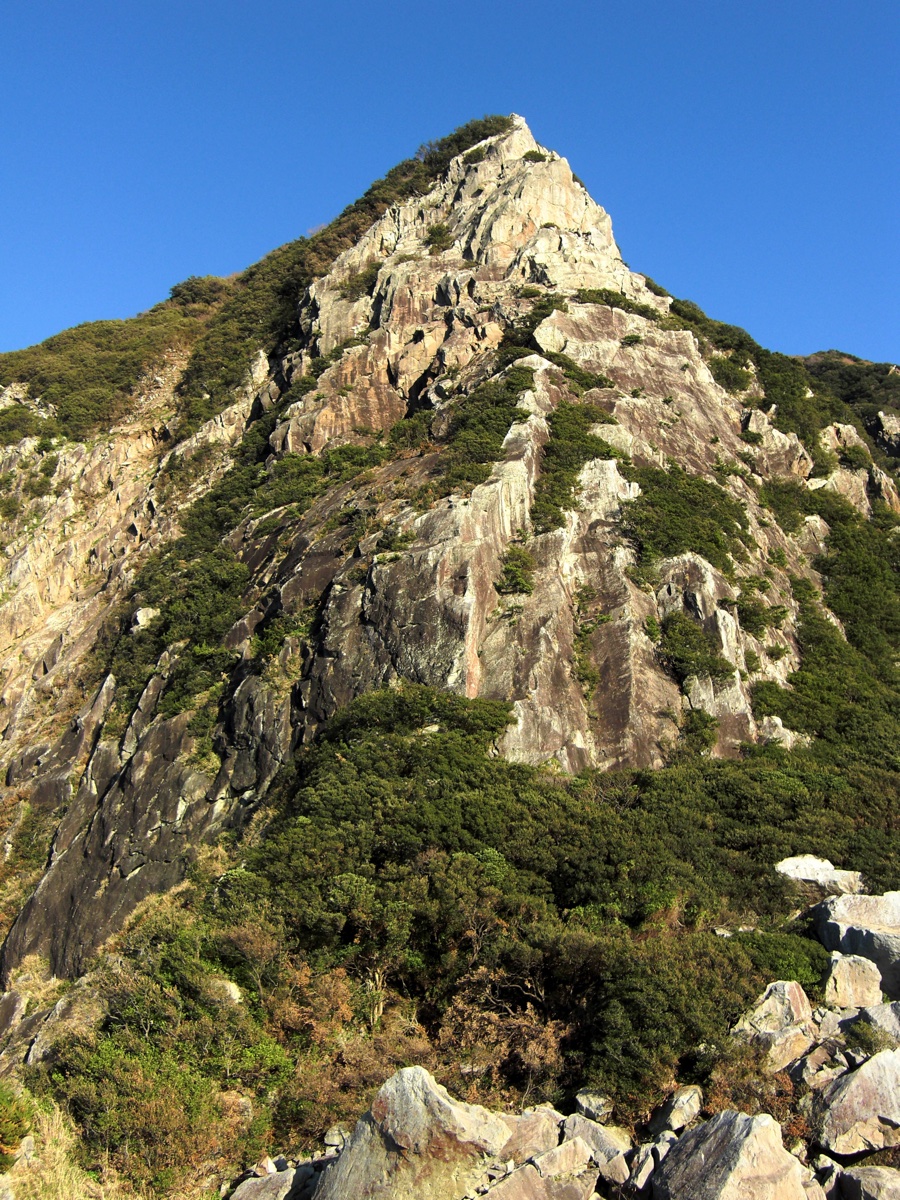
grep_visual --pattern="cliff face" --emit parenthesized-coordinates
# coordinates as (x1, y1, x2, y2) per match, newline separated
(0, 115, 895, 980)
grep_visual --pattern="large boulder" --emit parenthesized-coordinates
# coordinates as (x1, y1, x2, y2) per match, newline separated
(733, 982, 815, 1072)
(648, 1085, 703, 1134)
(500, 1108, 563, 1161)
(841, 1167, 900, 1199)
(562, 1112, 631, 1162)
(813, 894, 900, 999)
(815, 1049, 900, 1155)
(313, 1066, 512, 1200)
(824, 955, 883, 1009)
(482, 1163, 597, 1199)
(651, 1109, 807, 1199)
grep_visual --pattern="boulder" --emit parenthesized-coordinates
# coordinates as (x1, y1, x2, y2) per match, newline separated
(856, 1004, 900, 1042)
(229, 1170, 296, 1200)
(574, 1088, 613, 1124)
(775, 856, 864, 896)
(629, 1131, 678, 1193)
(532, 1136, 593, 1177)
(652, 1109, 807, 1199)
(733, 981, 816, 1071)
(841, 1167, 900, 1199)
(562, 1113, 631, 1162)
(813, 894, 900, 999)
(501, 1108, 562, 1162)
(815, 1049, 900, 1155)
(313, 1066, 512, 1200)
(648, 1085, 703, 1134)
(482, 1162, 597, 1199)
(824, 955, 883, 1009)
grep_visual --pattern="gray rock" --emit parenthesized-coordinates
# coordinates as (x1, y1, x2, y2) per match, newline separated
(776, 856, 864, 896)
(314, 1065, 511, 1200)
(574, 1089, 613, 1124)
(562, 1113, 631, 1162)
(733, 981, 816, 1072)
(629, 1132, 678, 1193)
(648, 1084, 703, 1134)
(841, 1167, 900, 1199)
(652, 1109, 807, 1199)
(229, 1169, 296, 1200)
(501, 1109, 562, 1162)
(824, 955, 883, 1009)
(813, 893, 900, 1000)
(857, 1003, 900, 1042)
(815, 1049, 900, 1155)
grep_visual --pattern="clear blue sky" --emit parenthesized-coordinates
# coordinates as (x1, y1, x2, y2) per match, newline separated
(1, 1, 898, 362)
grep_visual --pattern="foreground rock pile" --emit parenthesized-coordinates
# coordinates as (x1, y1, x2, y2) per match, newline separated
(228, 1061, 900, 1199)
(225, 862, 900, 1200)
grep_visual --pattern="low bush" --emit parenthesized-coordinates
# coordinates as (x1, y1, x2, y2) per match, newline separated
(659, 613, 733, 686)
(496, 546, 536, 594)
(531, 400, 619, 532)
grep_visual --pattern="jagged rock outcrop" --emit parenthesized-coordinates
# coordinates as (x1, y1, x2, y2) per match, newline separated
(0, 114, 878, 983)
(814, 1049, 900, 1155)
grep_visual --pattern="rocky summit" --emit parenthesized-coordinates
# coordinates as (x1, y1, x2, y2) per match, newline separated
(0, 114, 897, 1198)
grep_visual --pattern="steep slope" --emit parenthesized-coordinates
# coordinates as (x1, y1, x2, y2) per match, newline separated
(0, 114, 897, 985)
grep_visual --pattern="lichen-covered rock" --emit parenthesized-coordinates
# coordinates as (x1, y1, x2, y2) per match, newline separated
(652, 1109, 807, 1199)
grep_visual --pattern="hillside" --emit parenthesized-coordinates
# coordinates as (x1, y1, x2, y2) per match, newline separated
(0, 115, 897, 1197)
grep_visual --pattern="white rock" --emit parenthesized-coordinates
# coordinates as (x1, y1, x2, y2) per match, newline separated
(823, 954, 883, 1009)
(775, 856, 865, 895)
(814, 893, 900, 999)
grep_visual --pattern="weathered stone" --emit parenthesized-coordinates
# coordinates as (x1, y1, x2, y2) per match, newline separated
(532, 1136, 593, 1177)
(815, 1049, 900, 1155)
(652, 1109, 807, 1199)
(648, 1084, 703, 1134)
(629, 1132, 678, 1193)
(574, 1089, 613, 1124)
(229, 1169, 296, 1200)
(501, 1109, 562, 1162)
(562, 1113, 631, 1162)
(314, 1066, 511, 1200)
(733, 981, 815, 1071)
(775, 856, 864, 896)
(824, 954, 883, 1009)
(841, 1167, 900, 1199)
(814, 894, 900, 999)
(483, 1162, 597, 1199)
(857, 1003, 900, 1042)
(597, 1152, 629, 1185)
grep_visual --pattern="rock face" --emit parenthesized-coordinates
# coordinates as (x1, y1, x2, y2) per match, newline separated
(814, 894, 900, 999)
(651, 1109, 807, 1199)
(814, 1050, 900, 1155)
(313, 1066, 512, 1200)
(0, 114, 869, 980)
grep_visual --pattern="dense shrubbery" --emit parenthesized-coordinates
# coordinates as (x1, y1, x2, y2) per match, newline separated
(575, 288, 661, 322)
(621, 464, 752, 574)
(531, 400, 618, 532)
(0, 302, 210, 442)
(35, 682, 895, 1191)
(659, 613, 733, 685)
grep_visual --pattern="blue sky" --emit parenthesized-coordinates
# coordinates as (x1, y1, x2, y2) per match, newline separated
(1, 1, 898, 361)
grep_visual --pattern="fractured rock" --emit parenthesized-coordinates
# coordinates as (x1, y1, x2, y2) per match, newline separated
(648, 1085, 703, 1134)
(482, 1161, 597, 1199)
(652, 1109, 807, 1199)
(501, 1108, 563, 1162)
(229, 1170, 296, 1200)
(815, 1049, 900, 1155)
(733, 981, 815, 1071)
(314, 1066, 511, 1200)
(574, 1089, 613, 1124)
(562, 1113, 631, 1162)
(824, 954, 883, 1009)
(813, 894, 900, 999)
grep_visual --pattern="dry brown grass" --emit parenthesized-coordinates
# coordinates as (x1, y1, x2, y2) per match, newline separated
(11, 1103, 132, 1200)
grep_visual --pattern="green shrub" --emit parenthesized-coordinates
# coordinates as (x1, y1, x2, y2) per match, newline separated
(710, 355, 751, 393)
(621, 464, 751, 573)
(620, 334, 643, 348)
(660, 613, 734, 686)
(496, 546, 536, 594)
(531, 400, 619, 532)
(736, 597, 788, 638)
(339, 262, 381, 301)
(838, 443, 870, 470)
(426, 223, 453, 252)
(575, 288, 661, 322)
(522, 150, 549, 163)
